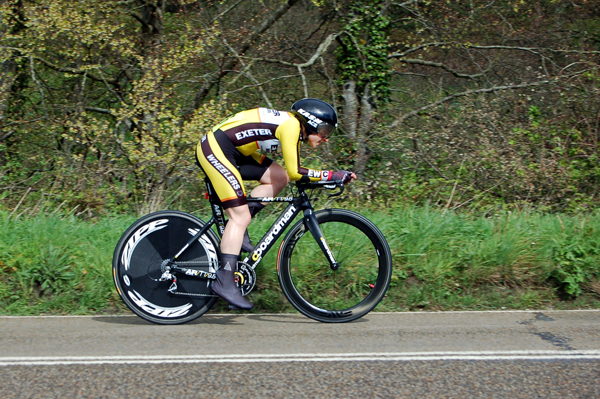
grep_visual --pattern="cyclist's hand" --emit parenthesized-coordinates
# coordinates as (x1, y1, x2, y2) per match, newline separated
(329, 170, 356, 184)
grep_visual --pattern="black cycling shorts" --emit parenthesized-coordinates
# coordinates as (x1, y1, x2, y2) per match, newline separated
(196, 129, 273, 208)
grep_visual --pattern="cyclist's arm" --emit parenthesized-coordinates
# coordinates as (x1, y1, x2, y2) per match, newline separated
(277, 118, 327, 182)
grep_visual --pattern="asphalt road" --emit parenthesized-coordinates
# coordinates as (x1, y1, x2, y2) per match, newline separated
(1, 310, 600, 398)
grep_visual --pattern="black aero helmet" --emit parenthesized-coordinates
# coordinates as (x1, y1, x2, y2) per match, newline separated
(291, 98, 338, 139)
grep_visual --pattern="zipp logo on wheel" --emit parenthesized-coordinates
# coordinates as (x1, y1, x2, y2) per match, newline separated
(121, 219, 168, 271)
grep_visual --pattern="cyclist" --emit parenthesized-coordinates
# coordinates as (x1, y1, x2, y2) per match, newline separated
(196, 98, 357, 310)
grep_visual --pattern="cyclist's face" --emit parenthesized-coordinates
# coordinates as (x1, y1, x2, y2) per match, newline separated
(307, 133, 328, 148)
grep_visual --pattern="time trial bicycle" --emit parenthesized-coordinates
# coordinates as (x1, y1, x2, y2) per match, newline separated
(112, 179, 392, 324)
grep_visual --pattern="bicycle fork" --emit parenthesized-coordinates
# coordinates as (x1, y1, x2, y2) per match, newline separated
(303, 208, 339, 271)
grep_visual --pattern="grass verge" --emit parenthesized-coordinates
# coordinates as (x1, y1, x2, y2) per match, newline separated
(1, 206, 600, 316)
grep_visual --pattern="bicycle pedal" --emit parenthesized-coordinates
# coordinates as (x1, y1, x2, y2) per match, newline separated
(228, 304, 241, 310)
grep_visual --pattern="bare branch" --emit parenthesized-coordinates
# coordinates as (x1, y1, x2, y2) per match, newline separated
(384, 0, 419, 13)
(220, 37, 273, 107)
(0, 130, 14, 142)
(389, 80, 553, 128)
(298, 65, 308, 98)
(223, 74, 299, 95)
(298, 33, 339, 68)
(84, 107, 115, 117)
(95, 67, 125, 104)
(241, 32, 339, 100)
(467, 44, 600, 55)
(29, 57, 47, 119)
(250, 32, 339, 67)
(189, 0, 300, 113)
(389, 43, 600, 61)
(390, 0, 419, 7)
(0, 117, 45, 131)
(34, 56, 119, 85)
(211, 0, 247, 24)
(388, 42, 450, 58)
(399, 58, 488, 79)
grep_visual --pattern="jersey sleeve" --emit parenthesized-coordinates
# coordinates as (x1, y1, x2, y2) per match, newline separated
(276, 117, 328, 182)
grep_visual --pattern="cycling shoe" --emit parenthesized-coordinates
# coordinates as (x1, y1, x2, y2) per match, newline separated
(212, 269, 253, 310)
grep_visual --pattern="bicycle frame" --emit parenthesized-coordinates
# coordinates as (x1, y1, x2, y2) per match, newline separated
(166, 179, 342, 275)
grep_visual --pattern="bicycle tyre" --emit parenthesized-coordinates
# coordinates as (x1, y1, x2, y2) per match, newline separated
(277, 209, 392, 323)
(113, 211, 220, 325)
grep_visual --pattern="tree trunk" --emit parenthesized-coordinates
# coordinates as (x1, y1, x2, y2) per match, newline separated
(0, 0, 25, 128)
(341, 80, 373, 176)
(355, 84, 373, 176)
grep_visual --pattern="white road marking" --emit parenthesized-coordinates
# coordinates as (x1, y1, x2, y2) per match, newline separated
(2, 350, 600, 366)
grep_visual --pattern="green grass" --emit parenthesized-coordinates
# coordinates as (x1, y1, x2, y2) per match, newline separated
(0, 212, 136, 315)
(374, 206, 600, 311)
(1, 206, 600, 316)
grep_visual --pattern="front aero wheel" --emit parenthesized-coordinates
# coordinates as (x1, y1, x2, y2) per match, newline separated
(278, 209, 392, 323)
(113, 211, 220, 325)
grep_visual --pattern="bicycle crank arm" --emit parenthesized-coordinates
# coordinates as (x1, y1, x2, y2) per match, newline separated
(303, 209, 339, 270)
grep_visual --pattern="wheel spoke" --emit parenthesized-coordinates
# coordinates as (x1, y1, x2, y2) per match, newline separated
(278, 210, 392, 323)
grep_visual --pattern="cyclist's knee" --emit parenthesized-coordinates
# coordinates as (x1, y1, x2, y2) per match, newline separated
(226, 205, 252, 228)
(271, 163, 289, 189)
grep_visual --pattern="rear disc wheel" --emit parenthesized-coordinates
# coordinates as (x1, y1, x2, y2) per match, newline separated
(113, 211, 220, 325)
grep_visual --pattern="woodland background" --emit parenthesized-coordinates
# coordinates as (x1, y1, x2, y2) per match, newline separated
(2, 0, 600, 314)
(2, 0, 600, 217)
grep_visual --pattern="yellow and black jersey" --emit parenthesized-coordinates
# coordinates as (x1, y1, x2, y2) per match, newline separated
(210, 107, 326, 181)
(196, 107, 329, 208)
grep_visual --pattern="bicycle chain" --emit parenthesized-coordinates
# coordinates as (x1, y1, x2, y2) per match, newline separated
(171, 291, 217, 298)
(165, 261, 253, 298)
(170, 260, 216, 267)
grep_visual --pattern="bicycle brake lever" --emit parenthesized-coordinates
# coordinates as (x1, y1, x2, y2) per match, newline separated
(327, 183, 345, 198)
